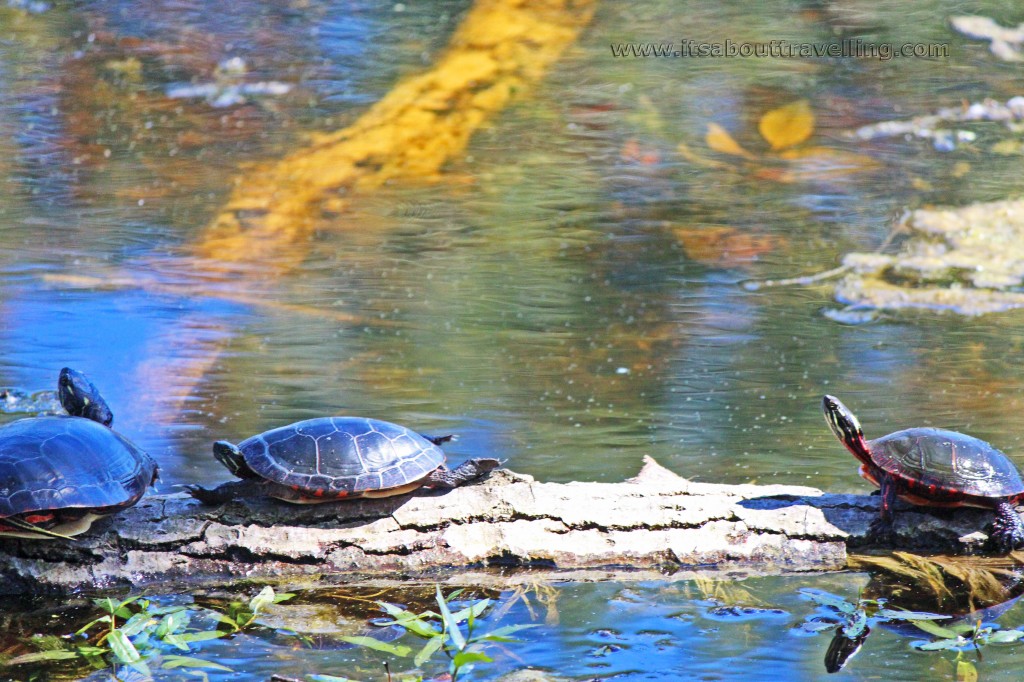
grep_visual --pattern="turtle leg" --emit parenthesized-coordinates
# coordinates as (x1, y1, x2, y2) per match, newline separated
(867, 475, 898, 544)
(184, 479, 264, 505)
(424, 458, 501, 489)
(989, 501, 1024, 553)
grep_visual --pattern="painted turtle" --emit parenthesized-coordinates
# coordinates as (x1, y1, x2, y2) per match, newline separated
(0, 368, 158, 539)
(822, 395, 1024, 552)
(187, 416, 500, 504)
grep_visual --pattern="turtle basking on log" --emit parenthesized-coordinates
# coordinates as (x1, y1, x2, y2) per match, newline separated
(0, 368, 158, 539)
(187, 416, 500, 504)
(823, 395, 1024, 552)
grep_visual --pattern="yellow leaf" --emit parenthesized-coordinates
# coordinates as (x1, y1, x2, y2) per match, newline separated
(759, 100, 815, 150)
(956, 659, 978, 682)
(705, 123, 755, 159)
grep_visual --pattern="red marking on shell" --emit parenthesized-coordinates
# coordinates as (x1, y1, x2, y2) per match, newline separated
(313, 488, 324, 497)
(24, 513, 55, 524)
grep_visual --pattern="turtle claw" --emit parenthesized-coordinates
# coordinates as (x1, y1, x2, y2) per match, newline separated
(867, 516, 897, 546)
(183, 484, 230, 506)
(989, 502, 1024, 553)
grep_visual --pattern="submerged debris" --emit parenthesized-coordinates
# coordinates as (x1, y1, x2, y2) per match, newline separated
(832, 198, 1024, 315)
(849, 96, 1024, 151)
(951, 16, 1024, 62)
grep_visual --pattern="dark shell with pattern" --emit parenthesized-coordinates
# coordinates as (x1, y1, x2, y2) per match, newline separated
(236, 417, 446, 497)
(868, 427, 1024, 501)
(0, 416, 157, 518)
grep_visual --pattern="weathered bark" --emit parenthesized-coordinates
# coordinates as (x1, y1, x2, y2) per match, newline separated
(0, 457, 1004, 594)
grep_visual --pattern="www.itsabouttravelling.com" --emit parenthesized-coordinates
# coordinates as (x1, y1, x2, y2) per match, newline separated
(609, 39, 949, 61)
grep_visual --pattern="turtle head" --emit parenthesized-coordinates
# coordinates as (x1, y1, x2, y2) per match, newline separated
(822, 395, 870, 463)
(213, 441, 249, 478)
(58, 368, 113, 427)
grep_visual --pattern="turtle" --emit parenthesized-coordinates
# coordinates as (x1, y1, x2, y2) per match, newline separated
(0, 368, 158, 539)
(187, 416, 501, 504)
(822, 394, 1024, 552)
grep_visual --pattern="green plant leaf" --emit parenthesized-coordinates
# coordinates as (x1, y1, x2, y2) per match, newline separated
(161, 633, 192, 652)
(162, 654, 233, 671)
(957, 658, 978, 682)
(176, 630, 229, 644)
(3, 650, 80, 666)
(107, 630, 142, 664)
(113, 595, 146, 619)
(436, 586, 466, 651)
(988, 629, 1024, 643)
(910, 619, 963, 639)
(414, 632, 445, 667)
(157, 609, 191, 639)
(273, 592, 295, 604)
(119, 612, 155, 637)
(249, 586, 276, 616)
(209, 611, 242, 632)
(452, 650, 493, 667)
(451, 599, 490, 625)
(916, 637, 967, 651)
(76, 615, 112, 636)
(338, 636, 412, 658)
(148, 604, 188, 616)
(800, 589, 857, 614)
(875, 609, 950, 622)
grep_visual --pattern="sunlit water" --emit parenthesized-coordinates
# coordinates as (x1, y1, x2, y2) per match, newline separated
(3, 0, 1024, 678)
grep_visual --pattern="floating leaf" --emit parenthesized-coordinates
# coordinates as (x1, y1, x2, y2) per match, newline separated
(705, 123, 755, 158)
(916, 637, 968, 651)
(988, 629, 1024, 643)
(759, 100, 814, 150)
(338, 636, 412, 658)
(875, 609, 950, 622)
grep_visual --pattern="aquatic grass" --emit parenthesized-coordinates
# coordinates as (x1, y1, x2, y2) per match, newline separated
(1, 586, 292, 679)
(340, 586, 540, 681)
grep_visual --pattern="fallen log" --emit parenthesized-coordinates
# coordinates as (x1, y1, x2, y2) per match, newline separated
(0, 457, 1004, 594)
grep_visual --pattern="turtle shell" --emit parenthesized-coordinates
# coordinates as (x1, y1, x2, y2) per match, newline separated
(238, 417, 445, 497)
(0, 416, 157, 519)
(869, 427, 1024, 499)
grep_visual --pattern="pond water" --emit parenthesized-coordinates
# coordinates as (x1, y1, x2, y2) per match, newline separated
(3, 0, 1024, 679)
